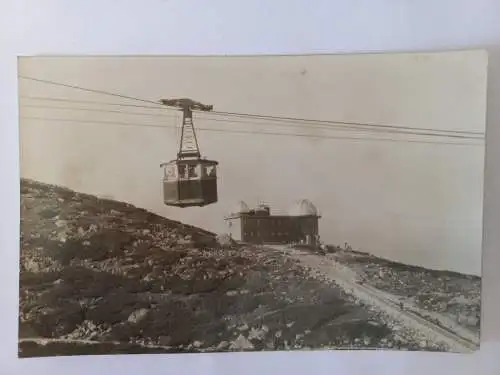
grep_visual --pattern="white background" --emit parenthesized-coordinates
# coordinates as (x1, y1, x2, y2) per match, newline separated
(1, 1, 499, 374)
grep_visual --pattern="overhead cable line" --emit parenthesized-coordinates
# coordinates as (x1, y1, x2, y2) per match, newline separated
(21, 104, 178, 119)
(20, 103, 484, 140)
(18, 75, 167, 108)
(20, 95, 166, 110)
(21, 95, 484, 139)
(21, 116, 483, 147)
(19, 76, 484, 137)
(204, 110, 484, 136)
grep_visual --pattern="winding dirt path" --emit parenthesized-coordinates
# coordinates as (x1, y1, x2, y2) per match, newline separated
(268, 245, 479, 353)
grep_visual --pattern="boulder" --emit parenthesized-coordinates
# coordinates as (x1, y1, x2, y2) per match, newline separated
(216, 233, 236, 248)
(216, 341, 229, 350)
(229, 334, 254, 350)
(127, 308, 149, 324)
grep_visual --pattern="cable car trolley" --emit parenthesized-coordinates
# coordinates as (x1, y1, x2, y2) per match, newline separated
(159, 98, 219, 208)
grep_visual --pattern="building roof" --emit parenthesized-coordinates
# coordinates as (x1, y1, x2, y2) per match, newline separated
(231, 200, 250, 214)
(288, 199, 319, 216)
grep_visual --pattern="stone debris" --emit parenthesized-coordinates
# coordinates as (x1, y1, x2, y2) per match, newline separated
(237, 324, 249, 332)
(216, 233, 237, 248)
(248, 327, 266, 341)
(127, 308, 149, 324)
(63, 320, 111, 341)
(216, 341, 229, 350)
(229, 334, 254, 350)
(193, 340, 203, 348)
(333, 248, 481, 334)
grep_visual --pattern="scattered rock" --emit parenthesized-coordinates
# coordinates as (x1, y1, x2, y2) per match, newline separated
(464, 315, 479, 327)
(216, 341, 229, 350)
(216, 233, 236, 248)
(248, 327, 266, 341)
(237, 323, 249, 331)
(193, 340, 203, 348)
(57, 233, 67, 243)
(127, 308, 149, 324)
(55, 220, 66, 228)
(438, 302, 448, 311)
(230, 334, 254, 350)
(23, 259, 41, 273)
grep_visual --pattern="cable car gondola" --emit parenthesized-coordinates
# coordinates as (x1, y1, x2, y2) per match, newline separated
(159, 98, 219, 208)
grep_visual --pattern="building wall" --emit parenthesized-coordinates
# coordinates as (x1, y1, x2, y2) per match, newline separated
(296, 216, 320, 244)
(234, 214, 319, 245)
(225, 217, 242, 241)
(240, 215, 292, 244)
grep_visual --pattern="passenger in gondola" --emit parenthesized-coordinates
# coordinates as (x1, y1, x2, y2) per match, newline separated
(178, 164, 187, 179)
(188, 164, 198, 178)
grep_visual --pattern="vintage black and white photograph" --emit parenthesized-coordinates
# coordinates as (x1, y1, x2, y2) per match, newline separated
(18, 51, 487, 357)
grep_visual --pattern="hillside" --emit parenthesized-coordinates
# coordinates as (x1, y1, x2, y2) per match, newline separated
(333, 249, 481, 335)
(19, 179, 448, 357)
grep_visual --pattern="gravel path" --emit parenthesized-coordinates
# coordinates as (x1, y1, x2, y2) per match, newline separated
(269, 246, 479, 353)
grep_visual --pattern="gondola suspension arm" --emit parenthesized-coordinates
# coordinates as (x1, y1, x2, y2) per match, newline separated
(159, 98, 214, 160)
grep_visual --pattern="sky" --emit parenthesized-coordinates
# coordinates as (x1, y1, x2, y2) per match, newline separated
(18, 50, 487, 275)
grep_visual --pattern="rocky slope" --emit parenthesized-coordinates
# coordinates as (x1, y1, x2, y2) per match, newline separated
(332, 249, 481, 335)
(19, 179, 448, 357)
